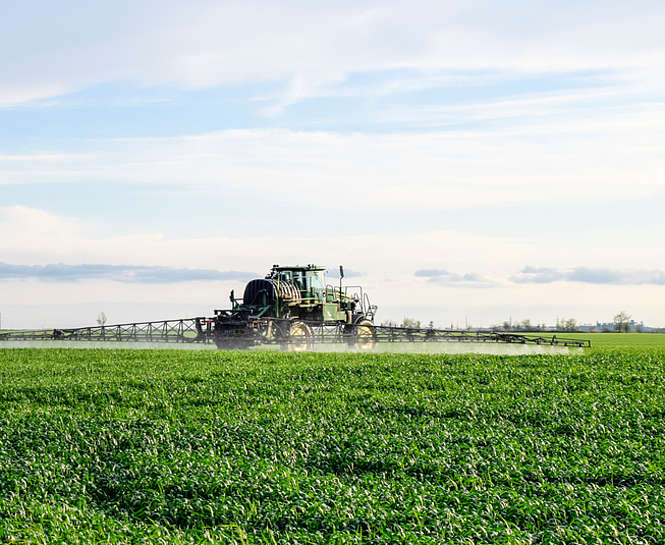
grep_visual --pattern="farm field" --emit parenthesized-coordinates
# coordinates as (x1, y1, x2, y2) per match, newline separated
(1, 347, 664, 544)
(556, 332, 665, 351)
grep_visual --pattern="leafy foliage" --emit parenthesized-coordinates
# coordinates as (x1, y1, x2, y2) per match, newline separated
(614, 311, 633, 333)
(0, 348, 664, 543)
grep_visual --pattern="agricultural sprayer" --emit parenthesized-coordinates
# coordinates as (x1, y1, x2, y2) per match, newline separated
(0, 264, 590, 349)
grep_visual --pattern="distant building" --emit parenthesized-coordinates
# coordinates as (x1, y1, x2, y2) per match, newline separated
(590, 320, 655, 332)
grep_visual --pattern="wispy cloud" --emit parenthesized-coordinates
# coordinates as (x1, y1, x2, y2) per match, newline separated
(3, 123, 664, 211)
(0, 262, 256, 283)
(414, 269, 494, 287)
(512, 266, 665, 285)
(0, 83, 68, 109)
(2, 2, 664, 108)
(414, 266, 665, 287)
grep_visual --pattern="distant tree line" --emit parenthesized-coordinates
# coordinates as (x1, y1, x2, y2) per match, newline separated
(381, 312, 661, 333)
(381, 317, 423, 329)
(496, 311, 656, 333)
(380, 318, 439, 330)
(499, 318, 577, 332)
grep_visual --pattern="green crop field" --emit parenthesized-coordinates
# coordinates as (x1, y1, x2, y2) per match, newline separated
(517, 332, 665, 352)
(563, 333, 665, 351)
(1, 347, 664, 544)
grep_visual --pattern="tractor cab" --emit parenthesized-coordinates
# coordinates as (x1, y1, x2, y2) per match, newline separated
(267, 264, 326, 304)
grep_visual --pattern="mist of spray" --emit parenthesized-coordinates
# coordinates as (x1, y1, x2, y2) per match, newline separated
(0, 341, 217, 350)
(0, 340, 581, 355)
(304, 342, 581, 356)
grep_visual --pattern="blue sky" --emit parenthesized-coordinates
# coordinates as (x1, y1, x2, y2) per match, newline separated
(1, 0, 664, 328)
(0, 69, 621, 144)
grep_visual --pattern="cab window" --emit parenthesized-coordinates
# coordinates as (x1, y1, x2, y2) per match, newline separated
(306, 272, 324, 295)
(291, 270, 304, 289)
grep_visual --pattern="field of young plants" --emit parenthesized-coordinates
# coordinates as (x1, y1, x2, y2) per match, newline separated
(1, 346, 664, 544)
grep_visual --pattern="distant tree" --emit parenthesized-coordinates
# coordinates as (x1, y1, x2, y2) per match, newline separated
(96, 312, 108, 326)
(380, 320, 398, 328)
(554, 318, 577, 331)
(520, 319, 532, 331)
(428, 321, 435, 329)
(561, 318, 577, 331)
(614, 311, 632, 333)
(401, 317, 421, 329)
(502, 321, 512, 331)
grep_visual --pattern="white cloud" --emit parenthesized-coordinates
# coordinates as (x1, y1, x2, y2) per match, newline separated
(0, 262, 256, 283)
(0, 206, 528, 272)
(2, 205, 665, 329)
(0, 83, 68, 108)
(1, 111, 664, 210)
(512, 266, 665, 286)
(1, 1, 664, 106)
(0, 206, 83, 246)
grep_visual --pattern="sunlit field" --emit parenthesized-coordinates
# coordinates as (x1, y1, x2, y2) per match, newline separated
(555, 332, 665, 351)
(1, 345, 664, 544)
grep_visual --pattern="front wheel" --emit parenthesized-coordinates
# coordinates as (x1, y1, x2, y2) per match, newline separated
(350, 319, 376, 351)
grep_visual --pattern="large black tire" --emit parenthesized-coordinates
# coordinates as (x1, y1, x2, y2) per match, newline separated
(350, 319, 376, 351)
(284, 321, 314, 352)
